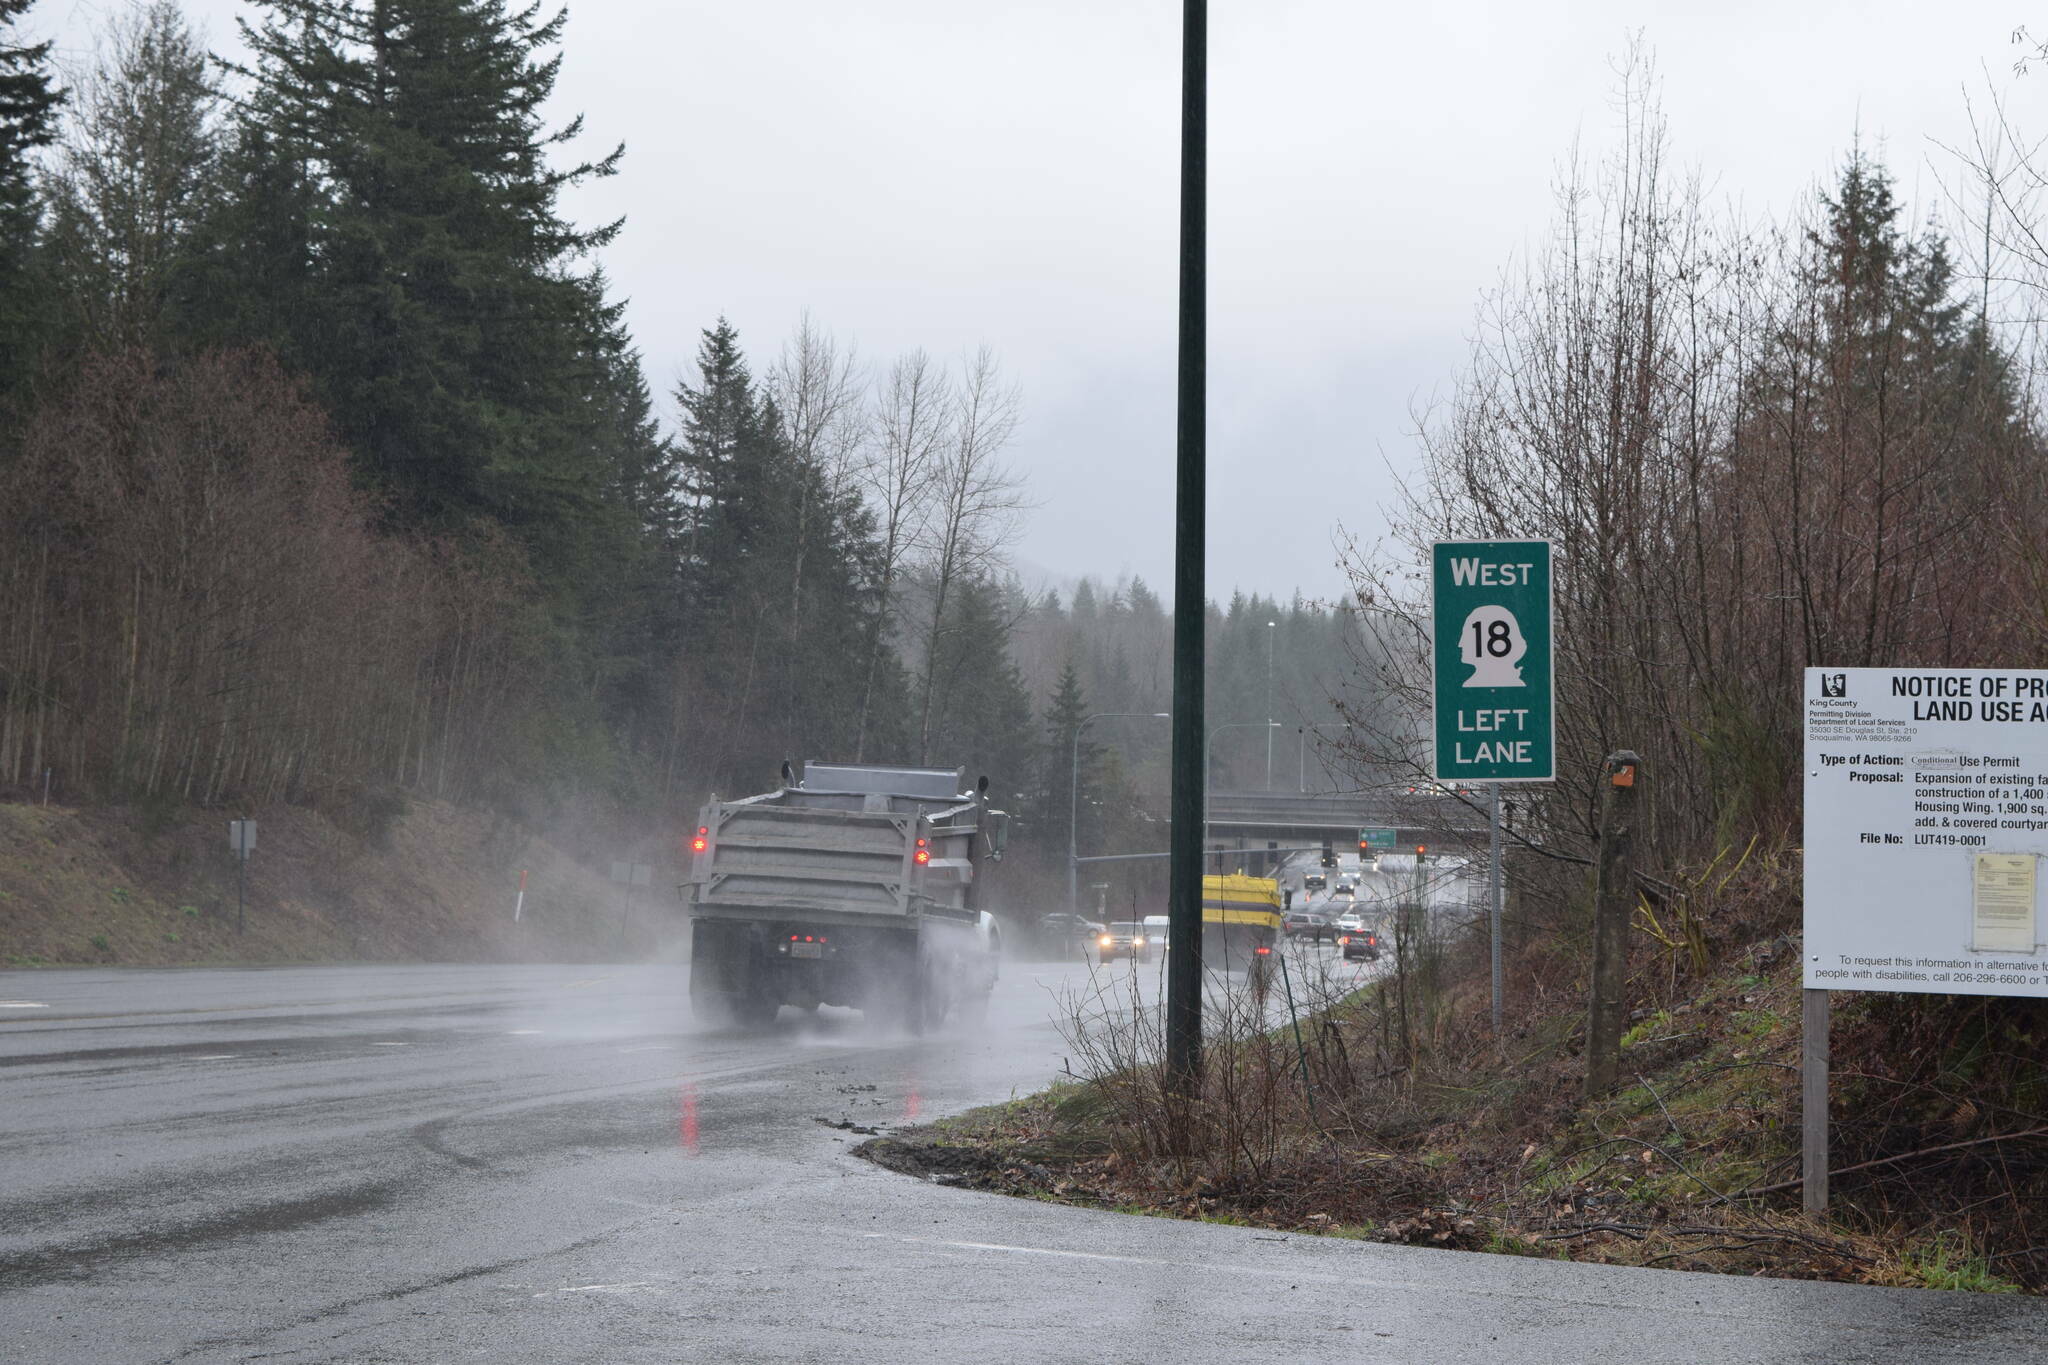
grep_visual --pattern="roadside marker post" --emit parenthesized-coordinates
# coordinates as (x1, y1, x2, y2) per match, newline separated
(1432, 540, 1554, 1033)
(515, 868, 528, 923)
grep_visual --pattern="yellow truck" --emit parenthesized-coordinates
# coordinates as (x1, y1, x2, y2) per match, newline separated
(1202, 873, 1282, 973)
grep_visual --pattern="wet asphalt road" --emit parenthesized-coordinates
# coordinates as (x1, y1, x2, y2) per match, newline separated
(3, 958, 2046, 1363)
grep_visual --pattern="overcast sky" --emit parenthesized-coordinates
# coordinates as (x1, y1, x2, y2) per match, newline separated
(32, 0, 2040, 601)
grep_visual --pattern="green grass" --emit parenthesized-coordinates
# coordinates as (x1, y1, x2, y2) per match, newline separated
(1901, 1235, 2021, 1293)
(1621, 1010, 1672, 1048)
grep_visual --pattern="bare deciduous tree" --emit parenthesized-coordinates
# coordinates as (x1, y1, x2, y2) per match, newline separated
(46, 0, 222, 351)
(852, 348, 949, 759)
(913, 346, 1026, 763)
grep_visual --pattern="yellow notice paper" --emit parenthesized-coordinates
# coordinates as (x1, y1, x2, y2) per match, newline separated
(1972, 853, 2039, 954)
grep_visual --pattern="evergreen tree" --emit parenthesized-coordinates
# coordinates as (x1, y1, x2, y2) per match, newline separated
(920, 573, 1035, 796)
(1036, 654, 1091, 848)
(226, 0, 626, 567)
(0, 0, 63, 409)
(672, 319, 899, 789)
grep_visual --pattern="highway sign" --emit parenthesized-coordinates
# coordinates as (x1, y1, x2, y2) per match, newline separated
(1432, 540, 1554, 783)
(1359, 827, 1396, 849)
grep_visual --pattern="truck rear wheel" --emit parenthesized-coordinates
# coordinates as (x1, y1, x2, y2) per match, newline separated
(690, 922, 778, 1029)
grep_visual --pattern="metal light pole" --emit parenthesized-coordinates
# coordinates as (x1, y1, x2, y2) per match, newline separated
(1166, 0, 1207, 1095)
(1069, 711, 1170, 914)
(1264, 621, 1276, 790)
(1205, 720, 1280, 866)
(1296, 721, 1353, 793)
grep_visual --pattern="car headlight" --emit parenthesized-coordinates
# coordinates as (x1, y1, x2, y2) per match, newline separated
(1099, 935, 1113, 946)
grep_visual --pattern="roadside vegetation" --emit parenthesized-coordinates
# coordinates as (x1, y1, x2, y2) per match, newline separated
(866, 49, 2048, 1294)
(0, 794, 663, 966)
(869, 849, 2042, 1292)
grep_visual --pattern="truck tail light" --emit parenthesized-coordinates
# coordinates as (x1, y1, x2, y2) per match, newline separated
(690, 826, 708, 853)
(914, 837, 929, 866)
(1254, 945, 1272, 956)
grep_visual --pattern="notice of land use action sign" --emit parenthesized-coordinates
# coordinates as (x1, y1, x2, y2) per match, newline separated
(1805, 667, 2048, 998)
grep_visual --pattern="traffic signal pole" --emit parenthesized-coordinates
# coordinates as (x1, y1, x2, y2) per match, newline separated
(1165, 0, 1207, 1097)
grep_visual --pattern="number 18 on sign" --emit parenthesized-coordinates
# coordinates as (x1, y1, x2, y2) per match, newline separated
(1432, 540, 1554, 783)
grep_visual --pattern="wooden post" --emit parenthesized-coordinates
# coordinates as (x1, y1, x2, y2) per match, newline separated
(1802, 987, 1830, 1215)
(1585, 751, 1639, 1099)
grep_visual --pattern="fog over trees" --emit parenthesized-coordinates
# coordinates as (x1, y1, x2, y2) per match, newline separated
(0, 0, 1361, 891)
(9, 8, 2048, 920)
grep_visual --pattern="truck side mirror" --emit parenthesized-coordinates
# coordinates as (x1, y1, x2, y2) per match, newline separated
(987, 810, 1009, 861)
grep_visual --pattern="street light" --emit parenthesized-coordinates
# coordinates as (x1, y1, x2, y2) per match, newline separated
(1265, 621, 1276, 791)
(1205, 720, 1280, 865)
(1297, 721, 1353, 792)
(1069, 711, 1170, 913)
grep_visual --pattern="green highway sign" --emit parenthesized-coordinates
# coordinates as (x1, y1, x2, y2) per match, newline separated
(1432, 539, 1554, 784)
(1359, 827, 1396, 850)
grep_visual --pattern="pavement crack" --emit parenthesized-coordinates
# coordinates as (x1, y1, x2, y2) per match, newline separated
(407, 1115, 498, 1174)
(163, 1230, 621, 1362)
(0, 1182, 403, 1291)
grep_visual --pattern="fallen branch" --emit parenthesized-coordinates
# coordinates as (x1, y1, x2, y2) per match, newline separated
(1539, 1220, 1869, 1261)
(1739, 1125, 2048, 1199)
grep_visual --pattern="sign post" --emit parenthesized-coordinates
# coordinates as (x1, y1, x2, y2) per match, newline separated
(1433, 540, 1554, 1033)
(227, 819, 257, 934)
(611, 861, 653, 953)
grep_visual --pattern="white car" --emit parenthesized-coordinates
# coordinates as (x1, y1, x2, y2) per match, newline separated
(1334, 913, 1366, 933)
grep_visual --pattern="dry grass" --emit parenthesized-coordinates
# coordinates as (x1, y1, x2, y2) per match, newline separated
(868, 849, 2048, 1295)
(0, 797, 679, 966)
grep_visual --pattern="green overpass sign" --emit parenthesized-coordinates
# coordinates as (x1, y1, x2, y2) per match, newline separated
(1359, 827, 1396, 850)
(1432, 540, 1554, 783)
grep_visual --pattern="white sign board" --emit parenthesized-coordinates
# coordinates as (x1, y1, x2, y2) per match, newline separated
(610, 861, 652, 887)
(1805, 667, 2048, 996)
(228, 819, 257, 859)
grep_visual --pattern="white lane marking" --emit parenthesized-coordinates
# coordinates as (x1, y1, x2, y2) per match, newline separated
(0, 1001, 49, 1008)
(619, 1044, 670, 1054)
(533, 1281, 660, 1297)
(506, 1029, 543, 1035)
(857, 1229, 1890, 1327)
(862, 1233, 1151, 1266)
(196, 1054, 239, 1060)
(372, 1042, 409, 1047)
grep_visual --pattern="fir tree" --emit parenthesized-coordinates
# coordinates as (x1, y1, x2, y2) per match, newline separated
(0, 0, 63, 408)
(226, 0, 625, 563)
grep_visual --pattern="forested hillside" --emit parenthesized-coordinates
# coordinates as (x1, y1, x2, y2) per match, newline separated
(0, 0, 1379, 913)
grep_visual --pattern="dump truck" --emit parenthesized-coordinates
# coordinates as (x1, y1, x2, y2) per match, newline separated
(683, 761, 1008, 1031)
